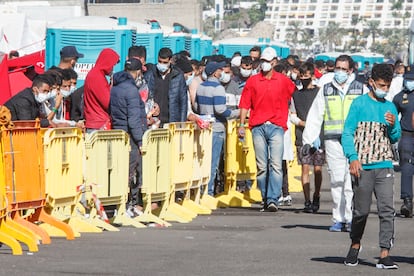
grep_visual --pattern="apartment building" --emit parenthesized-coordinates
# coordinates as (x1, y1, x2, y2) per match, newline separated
(265, 0, 414, 41)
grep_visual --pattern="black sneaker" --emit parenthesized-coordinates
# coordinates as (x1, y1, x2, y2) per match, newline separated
(376, 256, 399, 269)
(400, 198, 413, 218)
(303, 201, 312, 213)
(267, 202, 278, 212)
(344, 246, 361, 267)
(312, 195, 320, 213)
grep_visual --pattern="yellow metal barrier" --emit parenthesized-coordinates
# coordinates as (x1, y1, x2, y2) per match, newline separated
(1, 121, 75, 249)
(40, 127, 95, 237)
(216, 119, 261, 207)
(163, 122, 198, 222)
(84, 130, 143, 229)
(192, 125, 218, 210)
(139, 128, 171, 226)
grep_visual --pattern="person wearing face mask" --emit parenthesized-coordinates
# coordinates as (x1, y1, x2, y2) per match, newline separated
(110, 58, 148, 217)
(387, 61, 405, 101)
(392, 65, 414, 218)
(221, 61, 240, 110)
(144, 47, 188, 127)
(50, 45, 84, 70)
(238, 47, 296, 212)
(342, 63, 400, 269)
(194, 61, 240, 197)
(302, 55, 369, 232)
(84, 48, 120, 132)
(291, 62, 325, 213)
(235, 56, 253, 98)
(4, 74, 52, 127)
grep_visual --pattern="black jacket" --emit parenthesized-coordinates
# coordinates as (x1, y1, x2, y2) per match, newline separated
(110, 71, 147, 145)
(4, 88, 49, 127)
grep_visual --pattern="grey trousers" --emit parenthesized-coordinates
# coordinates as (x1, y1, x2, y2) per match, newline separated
(350, 168, 395, 249)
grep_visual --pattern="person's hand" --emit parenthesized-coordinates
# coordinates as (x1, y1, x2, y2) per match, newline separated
(55, 91, 63, 107)
(75, 120, 85, 130)
(349, 160, 362, 177)
(385, 111, 395, 127)
(301, 144, 312, 156)
(238, 126, 246, 140)
(196, 118, 209, 129)
(152, 103, 160, 116)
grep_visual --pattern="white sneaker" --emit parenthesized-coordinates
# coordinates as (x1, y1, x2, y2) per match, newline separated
(277, 196, 285, 206)
(283, 195, 292, 206)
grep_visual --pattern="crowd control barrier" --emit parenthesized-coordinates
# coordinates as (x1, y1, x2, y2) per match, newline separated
(1, 121, 76, 250)
(139, 128, 172, 226)
(192, 126, 217, 211)
(84, 130, 143, 229)
(216, 120, 261, 207)
(40, 127, 98, 237)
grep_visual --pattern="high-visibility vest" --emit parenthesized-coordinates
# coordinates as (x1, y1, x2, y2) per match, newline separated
(323, 80, 364, 140)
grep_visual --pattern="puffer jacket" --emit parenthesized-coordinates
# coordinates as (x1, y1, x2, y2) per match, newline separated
(144, 65, 188, 123)
(110, 71, 147, 145)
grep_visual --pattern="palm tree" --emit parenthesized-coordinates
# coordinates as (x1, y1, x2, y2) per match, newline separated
(285, 21, 303, 54)
(364, 20, 381, 46)
(319, 22, 345, 52)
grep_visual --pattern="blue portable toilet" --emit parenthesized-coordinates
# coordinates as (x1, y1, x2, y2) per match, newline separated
(130, 20, 163, 64)
(351, 52, 384, 69)
(186, 29, 201, 60)
(200, 33, 213, 59)
(315, 52, 348, 62)
(162, 25, 188, 54)
(46, 16, 136, 87)
(214, 37, 290, 59)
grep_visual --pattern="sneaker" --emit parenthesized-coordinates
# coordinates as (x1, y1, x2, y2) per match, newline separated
(343, 222, 351, 232)
(376, 256, 399, 269)
(277, 196, 284, 206)
(267, 202, 278, 212)
(303, 201, 312, 213)
(312, 195, 320, 213)
(344, 245, 361, 266)
(126, 206, 136, 218)
(283, 195, 292, 206)
(329, 222, 343, 232)
(400, 198, 413, 218)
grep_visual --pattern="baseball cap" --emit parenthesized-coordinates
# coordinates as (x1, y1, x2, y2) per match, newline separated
(60, 46, 84, 59)
(205, 61, 226, 76)
(125, 58, 142, 71)
(260, 47, 277, 62)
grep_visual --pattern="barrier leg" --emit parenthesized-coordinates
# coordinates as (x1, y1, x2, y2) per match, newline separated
(0, 217, 38, 252)
(0, 228, 22, 255)
(14, 212, 51, 245)
(243, 180, 262, 203)
(37, 208, 76, 240)
(199, 193, 219, 210)
(182, 198, 212, 215)
(160, 202, 193, 223)
(111, 205, 147, 228)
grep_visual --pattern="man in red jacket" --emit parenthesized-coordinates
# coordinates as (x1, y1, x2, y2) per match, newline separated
(84, 48, 120, 131)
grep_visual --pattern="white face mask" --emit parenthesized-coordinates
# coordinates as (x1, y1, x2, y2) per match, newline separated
(70, 86, 76, 94)
(291, 72, 297, 80)
(201, 70, 208, 81)
(186, 72, 194, 86)
(49, 89, 57, 99)
(251, 68, 259, 76)
(60, 89, 71, 98)
(219, 72, 231, 84)
(261, 62, 272, 72)
(35, 92, 49, 103)
(156, 63, 169, 73)
(240, 68, 252, 78)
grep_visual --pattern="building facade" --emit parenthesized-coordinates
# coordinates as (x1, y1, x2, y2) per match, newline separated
(265, 0, 414, 41)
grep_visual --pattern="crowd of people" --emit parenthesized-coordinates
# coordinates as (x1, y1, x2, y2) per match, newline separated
(3, 44, 414, 270)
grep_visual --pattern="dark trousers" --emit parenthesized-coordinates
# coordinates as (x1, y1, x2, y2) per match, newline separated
(350, 168, 395, 249)
(398, 135, 414, 199)
(128, 137, 142, 206)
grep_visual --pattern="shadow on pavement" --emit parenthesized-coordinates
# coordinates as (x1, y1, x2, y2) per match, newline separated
(281, 224, 329, 231)
(311, 256, 376, 267)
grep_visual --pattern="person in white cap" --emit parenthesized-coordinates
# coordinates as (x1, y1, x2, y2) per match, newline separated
(238, 47, 296, 212)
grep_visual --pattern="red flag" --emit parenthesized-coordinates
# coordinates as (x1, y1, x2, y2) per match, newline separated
(0, 56, 11, 105)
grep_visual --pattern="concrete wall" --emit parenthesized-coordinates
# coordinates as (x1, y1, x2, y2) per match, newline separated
(87, 0, 203, 31)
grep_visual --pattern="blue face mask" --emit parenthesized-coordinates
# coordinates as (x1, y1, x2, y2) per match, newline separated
(374, 88, 387, 99)
(186, 73, 194, 86)
(156, 63, 169, 73)
(404, 80, 414, 91)
(334, 70, 349, 84)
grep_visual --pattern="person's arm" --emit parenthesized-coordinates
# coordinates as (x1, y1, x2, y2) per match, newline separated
(302, 87, 325, 145)
(179, 76, 188, 122)
(213, 86, 238, 118)
(127, 89, 145, 145)
(47, 93, 63, 121)
(14, 98, 36, 120)
(386, 104, 401, 144)
(341, 100, 361, 176)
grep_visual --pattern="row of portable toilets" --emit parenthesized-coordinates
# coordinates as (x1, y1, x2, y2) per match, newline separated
(0, 118, 275, 255)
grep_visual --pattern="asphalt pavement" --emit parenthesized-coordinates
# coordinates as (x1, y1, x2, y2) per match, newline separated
(0, 168, 413, 276)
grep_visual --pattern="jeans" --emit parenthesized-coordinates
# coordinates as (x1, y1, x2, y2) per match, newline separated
(208, 131, 225, 196)
(252, 123, 284, 205)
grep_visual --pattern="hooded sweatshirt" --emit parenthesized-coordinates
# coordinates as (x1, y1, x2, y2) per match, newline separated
(84, 48, 120, 129)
